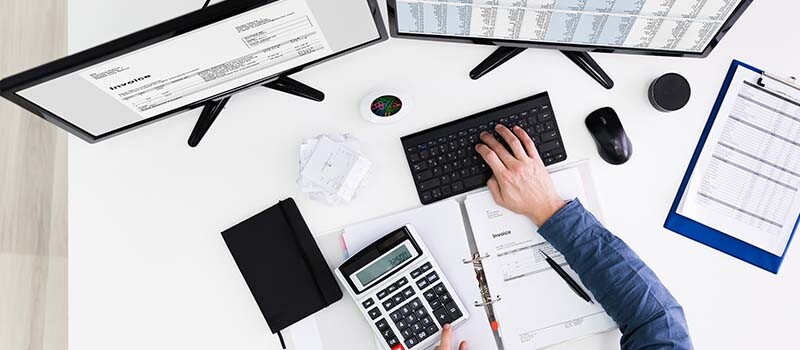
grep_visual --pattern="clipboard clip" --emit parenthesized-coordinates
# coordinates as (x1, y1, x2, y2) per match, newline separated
(757, 71, 800, 101)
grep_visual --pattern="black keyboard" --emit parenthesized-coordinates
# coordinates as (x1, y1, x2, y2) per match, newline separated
(401, 92, 567, 204)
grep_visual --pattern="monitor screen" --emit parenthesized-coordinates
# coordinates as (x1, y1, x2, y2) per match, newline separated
(8, 0, 383, 140)
(393, 0, 745, 54)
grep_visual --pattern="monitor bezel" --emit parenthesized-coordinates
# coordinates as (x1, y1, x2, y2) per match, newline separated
(0, 0, 388, 143)
(387, 0, 751, 58)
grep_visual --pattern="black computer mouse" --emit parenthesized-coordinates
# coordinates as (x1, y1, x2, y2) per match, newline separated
(585, 107, 632, 165)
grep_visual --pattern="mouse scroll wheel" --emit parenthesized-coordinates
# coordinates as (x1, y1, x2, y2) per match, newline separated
(600, 117, 607, 125)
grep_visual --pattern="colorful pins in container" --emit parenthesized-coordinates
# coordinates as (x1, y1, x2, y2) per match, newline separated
(360, 90, 412, 124)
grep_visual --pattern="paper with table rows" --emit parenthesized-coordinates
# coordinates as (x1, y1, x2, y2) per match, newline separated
(678, 67, 800, 256)
(465, 167, 617, 349)
(395, 0, 742, 53)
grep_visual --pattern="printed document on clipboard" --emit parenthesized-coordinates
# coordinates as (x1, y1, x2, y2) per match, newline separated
(666, 60, 800, 273)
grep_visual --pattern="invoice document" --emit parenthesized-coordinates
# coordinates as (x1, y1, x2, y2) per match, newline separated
(79, 0, 332, 118)
(678, 67, 800, 256)
(465, 168, 616, 349)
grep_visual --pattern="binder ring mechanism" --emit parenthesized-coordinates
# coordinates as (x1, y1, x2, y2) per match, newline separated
(474, 296, 502, 307)
(462, 253, 490, 265)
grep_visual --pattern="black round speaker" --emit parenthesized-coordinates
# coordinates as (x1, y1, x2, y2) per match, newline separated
(649, 73, 691, 112)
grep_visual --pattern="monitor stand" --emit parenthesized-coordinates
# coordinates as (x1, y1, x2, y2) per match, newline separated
(469, 47, 614, 90)
(187, 76, 324, 147)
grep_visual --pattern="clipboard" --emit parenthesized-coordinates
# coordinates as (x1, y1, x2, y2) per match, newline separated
(665, 59, 800, 274)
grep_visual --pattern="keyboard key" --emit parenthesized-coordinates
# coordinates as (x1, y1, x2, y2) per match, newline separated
(463, 174, 488, 188)
(402, 287, 415, 298)
(433, 283, 446, 295)
(431, 188, 442, 199)
(387, 283, 399, 293)
(409, 298, 423, 310)
(401, 327, 413, 338)
(420, 315, 433, 327)
(376, 319, 389, 330)
(396, 319, 408, 330)
(390, 310, 403, 322)
(441, 185, 452, 196)
(418, 178, 440, 191)
(541, 130, 558, 142)
(377, 289, 389, 300)
(397, 277, 408, 287)
(445, 301, 463, 320)
(382, 299, 395, 310)
(381, 327, 395, 339)
(387, 337, 400, 348)
(369, 307, 382, 320)
(539, 140, 562, 153)
(410, 322, 422, 332)
(362, 298, 375, 308)
(451, 181, 464, 192)
(410, 268, 422, 279)
(421, 191, 432, 203)
(554, 153, 566, 162)
(408, 153, 420, 162)
(439, 291, 452, 304)
(415, 308, 427, 318)
(401, 304, 413, 316)
(414, 170, 433, 182)
(432, 307, 451, 326)
(423, 289, 437, 301)
(426, 272, 439, 283)
(420, 262, 433, 272)
(416, 278, 429, 289)
(416, 330, 429, 341)
(405, 336, 419, 348)
(426, 324, 439, 335)
(392, 293, 405, 304)
(405, 313, 418, 324)
(429, 297, 442, 309)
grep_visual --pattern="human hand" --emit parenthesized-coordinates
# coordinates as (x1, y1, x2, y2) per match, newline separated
(434, 324, 467, 350)
(474, 125, 566, 226)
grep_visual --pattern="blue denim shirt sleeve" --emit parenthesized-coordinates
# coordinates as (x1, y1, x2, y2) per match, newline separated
(537, 200, 693, 350)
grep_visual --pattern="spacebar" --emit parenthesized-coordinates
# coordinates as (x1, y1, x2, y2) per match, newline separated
(463, 173, 491, 189)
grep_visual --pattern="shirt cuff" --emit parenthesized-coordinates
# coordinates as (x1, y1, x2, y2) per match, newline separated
(537, 199, 595, 250)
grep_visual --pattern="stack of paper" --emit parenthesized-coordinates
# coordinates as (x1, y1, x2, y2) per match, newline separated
(298, 134, 372, 205)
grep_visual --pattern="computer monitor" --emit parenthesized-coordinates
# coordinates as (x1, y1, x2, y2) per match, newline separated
(0, 0, 387, 143)
(388, 0, 751, 57)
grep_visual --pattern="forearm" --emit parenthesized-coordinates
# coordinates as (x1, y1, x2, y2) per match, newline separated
(537, 200, 692, 349)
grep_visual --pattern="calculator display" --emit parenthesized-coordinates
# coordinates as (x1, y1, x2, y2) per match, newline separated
(355, 244, 413, 286)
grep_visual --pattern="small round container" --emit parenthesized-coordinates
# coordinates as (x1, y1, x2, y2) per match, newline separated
(649, 73, 691, 112)
(360, 91, 412, 124)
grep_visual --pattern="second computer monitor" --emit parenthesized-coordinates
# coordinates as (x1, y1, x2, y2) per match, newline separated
(388, 0, 751, 57)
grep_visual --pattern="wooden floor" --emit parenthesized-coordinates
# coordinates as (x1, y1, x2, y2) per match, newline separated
(0, 0, 68, 349)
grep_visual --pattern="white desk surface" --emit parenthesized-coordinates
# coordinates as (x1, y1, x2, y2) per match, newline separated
(68, 1, 800, 349)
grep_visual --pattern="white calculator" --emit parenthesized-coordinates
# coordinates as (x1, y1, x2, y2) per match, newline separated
(336, 225, 469, 350)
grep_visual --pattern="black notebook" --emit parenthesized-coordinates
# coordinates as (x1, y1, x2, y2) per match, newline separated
(222, 198, 342, 334)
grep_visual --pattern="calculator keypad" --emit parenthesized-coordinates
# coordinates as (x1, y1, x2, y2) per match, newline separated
(362, 259, 464, 349)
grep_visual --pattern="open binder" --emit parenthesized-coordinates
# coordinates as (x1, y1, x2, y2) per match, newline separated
(343, 161, 618, 349)
(665, 60, 800, 274)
